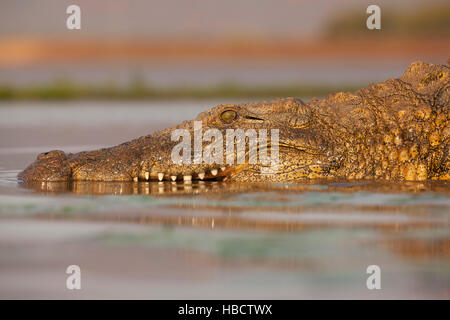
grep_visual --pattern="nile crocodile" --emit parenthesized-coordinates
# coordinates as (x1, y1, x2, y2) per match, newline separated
(19, 61, 449, 183)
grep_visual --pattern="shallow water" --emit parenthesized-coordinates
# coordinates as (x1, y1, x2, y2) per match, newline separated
(0, 101, 449, 299)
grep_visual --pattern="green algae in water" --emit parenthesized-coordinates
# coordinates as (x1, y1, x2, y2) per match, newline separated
(98, 227, 381, 260)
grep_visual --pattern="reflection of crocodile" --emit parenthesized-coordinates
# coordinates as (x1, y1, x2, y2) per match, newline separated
(22, 180, 450, 196)
(19, 61, 449, 183)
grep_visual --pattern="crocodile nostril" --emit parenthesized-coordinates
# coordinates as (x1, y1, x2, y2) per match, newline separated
(43, 152, 50, 155)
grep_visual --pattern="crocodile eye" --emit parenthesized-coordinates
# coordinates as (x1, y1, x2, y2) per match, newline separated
(220, 110, 237, 123)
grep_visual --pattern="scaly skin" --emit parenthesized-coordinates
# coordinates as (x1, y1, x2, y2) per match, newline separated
(19, 61, 449, 183)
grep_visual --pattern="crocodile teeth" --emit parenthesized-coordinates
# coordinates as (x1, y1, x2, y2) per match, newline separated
(198, 172, 205, 180)
(183, 175, 192, 182)
(133, 176, 138, 182)
(158, 173, 164, 181)
(220, 167, 226, 171)
(211, 169, 218, 176)
(171, 175, 177, 181)
(145, 172, 149, 180)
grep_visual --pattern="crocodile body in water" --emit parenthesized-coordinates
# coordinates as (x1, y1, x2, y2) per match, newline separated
(19, 61, 449, 183)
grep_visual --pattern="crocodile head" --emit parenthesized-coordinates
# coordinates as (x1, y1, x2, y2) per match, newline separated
(19, 97, 335, 183)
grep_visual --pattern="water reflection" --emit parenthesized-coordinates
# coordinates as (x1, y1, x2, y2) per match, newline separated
(19, 179, 450, 196)
(377, 237, 450, 260)
(12, 179, 450, 236)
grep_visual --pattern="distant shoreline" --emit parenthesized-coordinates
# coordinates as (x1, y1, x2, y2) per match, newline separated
(0, 37, 448, 67)
(0, 82, 358, 101)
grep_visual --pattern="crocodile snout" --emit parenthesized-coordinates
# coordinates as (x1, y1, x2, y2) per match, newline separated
(18, 150, 72, 182)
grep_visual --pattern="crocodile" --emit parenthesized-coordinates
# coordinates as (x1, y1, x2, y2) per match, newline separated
(19, 60, 449, 183)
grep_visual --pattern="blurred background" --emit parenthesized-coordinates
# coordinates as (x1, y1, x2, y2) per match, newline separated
(0, 0, 448, 100)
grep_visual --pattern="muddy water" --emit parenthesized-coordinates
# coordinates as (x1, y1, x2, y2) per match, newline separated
(0, 101, 449, 299)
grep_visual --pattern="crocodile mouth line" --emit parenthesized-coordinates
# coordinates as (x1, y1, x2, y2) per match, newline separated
(131, 142, 318, 183)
